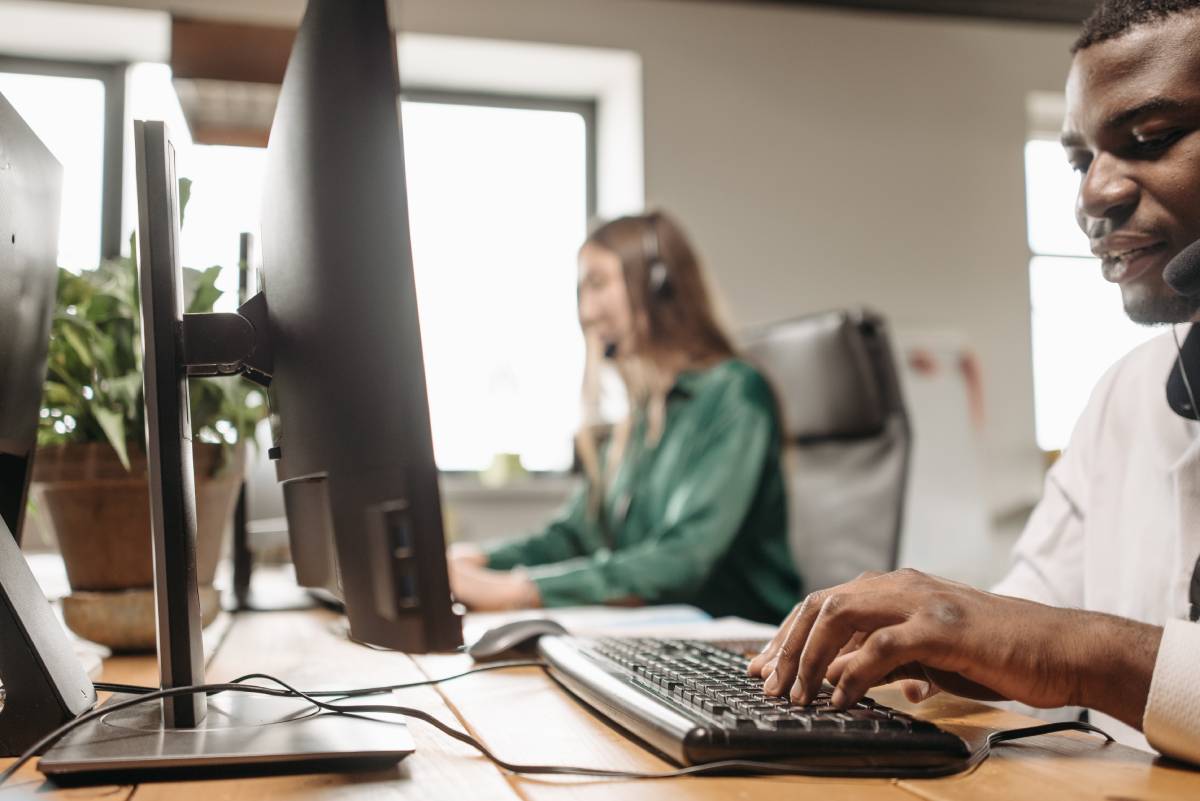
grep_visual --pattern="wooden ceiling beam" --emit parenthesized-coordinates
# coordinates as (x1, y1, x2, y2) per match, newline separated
(171, 17, 294, 85)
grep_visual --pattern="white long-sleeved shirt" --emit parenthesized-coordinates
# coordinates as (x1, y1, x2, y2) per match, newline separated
(992, 329, 1200, 762)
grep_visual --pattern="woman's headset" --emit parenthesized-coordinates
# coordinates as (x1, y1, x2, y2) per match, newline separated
(642, 214, 673, 300)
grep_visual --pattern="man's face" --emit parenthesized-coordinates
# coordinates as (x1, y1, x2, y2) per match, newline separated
(1063, 12, 1200, 324)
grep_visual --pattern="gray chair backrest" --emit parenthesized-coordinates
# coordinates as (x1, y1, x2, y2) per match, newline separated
(742, 309, 910, 592)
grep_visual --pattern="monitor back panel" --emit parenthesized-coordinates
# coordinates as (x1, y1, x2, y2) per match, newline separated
(0, 90, 62, 542)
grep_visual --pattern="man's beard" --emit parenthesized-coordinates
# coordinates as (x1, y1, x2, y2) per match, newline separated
(1122, 288, 1200, 325)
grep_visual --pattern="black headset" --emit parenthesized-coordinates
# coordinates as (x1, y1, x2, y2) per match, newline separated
(1159, 241, 1200, 620)
(599, 215, 672, 360)
(642, 214, 673, 299)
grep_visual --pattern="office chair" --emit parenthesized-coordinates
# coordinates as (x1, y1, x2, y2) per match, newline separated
(741, 309, 911, 592)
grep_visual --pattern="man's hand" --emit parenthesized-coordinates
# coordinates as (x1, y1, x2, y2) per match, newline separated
(447, 558, 541, 612)
(747, 569, 1162, 729)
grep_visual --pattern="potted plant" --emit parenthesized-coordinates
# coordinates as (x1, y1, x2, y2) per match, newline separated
(30, 180, 265, 651)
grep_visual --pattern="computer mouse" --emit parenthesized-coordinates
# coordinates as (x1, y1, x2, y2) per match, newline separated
(465, 618, 568, 661)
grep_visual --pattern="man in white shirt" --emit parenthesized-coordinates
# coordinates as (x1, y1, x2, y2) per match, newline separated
(749, 0, 1200, 764)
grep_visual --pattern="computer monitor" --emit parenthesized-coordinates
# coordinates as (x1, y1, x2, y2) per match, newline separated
(0, 88, 98, 758)
(260, 0, 461, 654)
(34, 0, 455, 782)
(0, 89, 62, 545)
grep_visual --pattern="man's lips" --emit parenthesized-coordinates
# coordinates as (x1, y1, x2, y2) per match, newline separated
(1096, 241, 1170, 284)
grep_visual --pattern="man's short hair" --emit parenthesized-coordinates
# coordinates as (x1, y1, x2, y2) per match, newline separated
(1073, 0, 1200, 53)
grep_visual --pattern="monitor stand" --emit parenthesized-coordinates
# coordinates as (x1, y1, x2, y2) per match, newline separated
(38, 691, 414, 785)
(38, 120, 412, 782)
(0, 517, 96, 756)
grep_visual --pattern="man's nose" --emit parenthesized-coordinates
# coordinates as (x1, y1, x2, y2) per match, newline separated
(1076, 152, 1138, 227)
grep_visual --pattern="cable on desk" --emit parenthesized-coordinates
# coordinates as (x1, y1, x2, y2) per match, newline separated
(0, 670, 1114, 789)
(92, 659, 549, 698)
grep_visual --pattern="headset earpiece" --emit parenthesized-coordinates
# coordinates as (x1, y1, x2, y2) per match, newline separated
(643, 216, 673, 299)
(648, 261, 670, 296)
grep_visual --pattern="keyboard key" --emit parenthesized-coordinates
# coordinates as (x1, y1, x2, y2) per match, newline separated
(808, 715, 843, 730)
(721, 712, 758, 729)
(581, 636, 967, 765)
(758, 714, 810, 730)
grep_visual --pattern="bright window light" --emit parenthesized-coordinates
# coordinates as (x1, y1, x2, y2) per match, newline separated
(129, 63, 589, 472)
(179, 145, 267, 311)
(402, 101, 588, 472)
(1025, 139, 1161, 451)
(126, 64, 263, 312)
(0, 71, 104, 272)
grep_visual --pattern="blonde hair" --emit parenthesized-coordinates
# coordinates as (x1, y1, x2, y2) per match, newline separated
(575, 211, 737, 519)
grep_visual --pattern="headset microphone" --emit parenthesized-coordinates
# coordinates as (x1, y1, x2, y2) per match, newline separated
(1164, 239, 1200, 420)
(1164, 239, 1200, 297)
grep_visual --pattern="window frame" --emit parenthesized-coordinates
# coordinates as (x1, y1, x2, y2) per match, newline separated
(0, 55, 127, 262)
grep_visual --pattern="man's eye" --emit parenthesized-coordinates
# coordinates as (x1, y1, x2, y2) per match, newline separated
(1133, 130, 1183, 155)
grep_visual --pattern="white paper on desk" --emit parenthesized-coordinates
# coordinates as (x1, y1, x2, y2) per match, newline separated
(609, 617, 778, 642)
(464, 605, 776, 645)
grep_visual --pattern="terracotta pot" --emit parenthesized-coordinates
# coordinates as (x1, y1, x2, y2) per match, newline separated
(29, 441, 244, 649)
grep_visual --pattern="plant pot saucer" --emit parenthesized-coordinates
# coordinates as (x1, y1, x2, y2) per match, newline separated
(62, 587, 221, 653)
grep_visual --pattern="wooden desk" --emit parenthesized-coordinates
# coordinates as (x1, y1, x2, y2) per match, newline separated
(4, 609, 1199, 800)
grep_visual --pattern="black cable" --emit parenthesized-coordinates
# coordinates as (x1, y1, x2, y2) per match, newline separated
(986, 720, 1114, 747)
(1, 673, 1115, 789)
(92, 659, 548, 698)
(1174, 324, 1200, 418)
(92, 682, 160, 695)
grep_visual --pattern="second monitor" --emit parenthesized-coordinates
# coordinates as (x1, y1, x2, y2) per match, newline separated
(260, 0, 461, 654)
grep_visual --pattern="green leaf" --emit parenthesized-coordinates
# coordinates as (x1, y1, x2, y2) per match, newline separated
(183, 265, 224, 314)
(178, 177, 192, 229)
(90, 404, 131, 471)
(41, 380, 77, 407)
(40, 176, 265, 465)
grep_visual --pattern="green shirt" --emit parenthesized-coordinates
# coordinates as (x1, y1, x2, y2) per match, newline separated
(486, 358, 801, 623)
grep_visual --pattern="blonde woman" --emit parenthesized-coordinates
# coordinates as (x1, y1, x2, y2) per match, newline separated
(449, 212, 800, 623)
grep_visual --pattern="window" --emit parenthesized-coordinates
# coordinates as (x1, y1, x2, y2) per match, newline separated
(129, 65, 593, 473)
(126, 63, 260, 312)
(0, 69, 106, 272)
(402, 97, 591, 473)
(1025, 138, 1160, 452)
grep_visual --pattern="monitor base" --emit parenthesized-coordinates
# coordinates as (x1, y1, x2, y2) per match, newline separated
(39, 691, 413, 785)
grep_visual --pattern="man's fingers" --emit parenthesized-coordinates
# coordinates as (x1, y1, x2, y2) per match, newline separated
(899, 679, 940, 703)
(755, 570, 911, 689)
(792, 591, 907, 703)
(839, 631, 867, 655)
(748, 602, 802, 676)
(831, 624, 932, 707)
(762, 591, 827, 694)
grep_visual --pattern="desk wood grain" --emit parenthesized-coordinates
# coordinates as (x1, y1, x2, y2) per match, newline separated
(130, 611, 519, 801)
(416, 653, 917, 801)
(885, 691, 1200, 801)
(8, 610, 1200, 801)
(415, 652, 1200, 801)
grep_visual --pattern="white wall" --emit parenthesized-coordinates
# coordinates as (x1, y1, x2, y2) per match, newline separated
(47, 0, 1077, 511)
(400, 0, 1077, 519)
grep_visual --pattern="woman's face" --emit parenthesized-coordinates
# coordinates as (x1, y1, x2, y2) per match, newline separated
(578, 242, 637, 359)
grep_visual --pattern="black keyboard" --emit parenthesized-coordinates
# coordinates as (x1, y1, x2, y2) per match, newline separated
(538, 635, 972, 776)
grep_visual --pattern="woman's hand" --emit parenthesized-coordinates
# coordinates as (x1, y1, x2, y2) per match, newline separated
(447, 559, 541, 612)
(447, 542, 488, 569)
